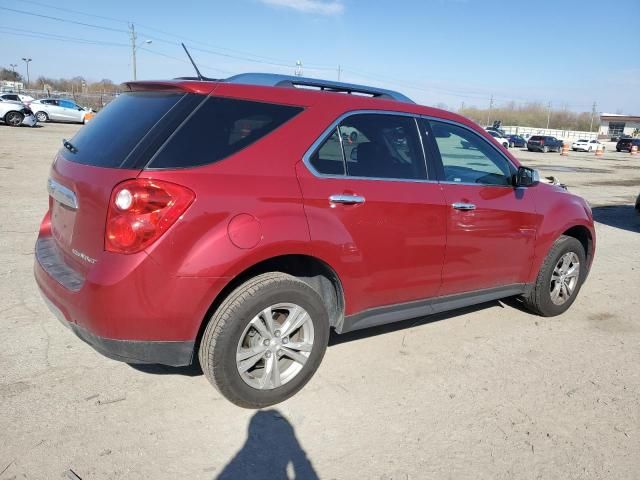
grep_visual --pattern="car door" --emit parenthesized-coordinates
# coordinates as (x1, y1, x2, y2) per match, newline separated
(59, 100, 82, 122)
(296, 112, 448, 316)
(423, 119, 540, 295)
(44, 100, 64, 121)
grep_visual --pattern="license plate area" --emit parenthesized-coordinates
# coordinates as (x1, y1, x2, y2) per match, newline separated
(51, 200, 76, 248)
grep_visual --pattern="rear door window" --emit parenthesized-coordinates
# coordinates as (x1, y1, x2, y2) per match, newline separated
(339, 114, 427, 180)
(60, 91, 190, 168)
(148, 97, 303, 169)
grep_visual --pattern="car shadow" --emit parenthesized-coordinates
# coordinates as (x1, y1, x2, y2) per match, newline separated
(329, 300, 501, 346)
(129, 301, 508, 376)
(592, 205, 640, 233)
(214, 409, 319, 480)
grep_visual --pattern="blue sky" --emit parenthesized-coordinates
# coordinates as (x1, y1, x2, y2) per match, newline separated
(1, 0, 638, 113)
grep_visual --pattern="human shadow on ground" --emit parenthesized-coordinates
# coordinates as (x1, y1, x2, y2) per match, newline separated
(592, 204, 640, 234)
(215, 409, 319, 480)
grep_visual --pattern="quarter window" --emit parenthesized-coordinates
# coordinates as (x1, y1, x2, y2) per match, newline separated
(429, 121, 514, 186)
(309, 128, 345, 175)
(149, 97, 303, 169)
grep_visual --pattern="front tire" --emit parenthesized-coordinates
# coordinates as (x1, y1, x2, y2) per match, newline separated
(4, 111, 23, 127)
(199, 272, 330, 408)
(522, 235, 587, 317)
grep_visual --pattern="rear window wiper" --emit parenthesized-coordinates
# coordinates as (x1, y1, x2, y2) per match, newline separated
(62, 139, 78, 154)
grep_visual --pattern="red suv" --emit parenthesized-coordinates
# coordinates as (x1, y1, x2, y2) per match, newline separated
(35, 74, 595, 408)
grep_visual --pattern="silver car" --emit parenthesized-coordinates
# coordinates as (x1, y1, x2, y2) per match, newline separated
(0, 99, 37, 127)
(30, 98, 92, 124)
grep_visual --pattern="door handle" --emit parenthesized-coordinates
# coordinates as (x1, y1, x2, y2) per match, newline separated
(329, 194, 366, 205)
(452, 202, 476, 211)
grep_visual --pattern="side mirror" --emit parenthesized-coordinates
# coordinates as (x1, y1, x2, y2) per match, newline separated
(514, 166, 539, 187)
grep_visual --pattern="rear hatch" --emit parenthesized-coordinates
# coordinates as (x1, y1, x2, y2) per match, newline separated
(528, 136, 544, 146)
(46, 85, 212, 275)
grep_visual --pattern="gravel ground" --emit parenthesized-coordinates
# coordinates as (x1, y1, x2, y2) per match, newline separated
(1, 123, 639, 480)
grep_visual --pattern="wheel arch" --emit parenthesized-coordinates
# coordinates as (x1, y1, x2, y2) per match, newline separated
(561, 224, 594, 268)
(194, 254, 345, 354)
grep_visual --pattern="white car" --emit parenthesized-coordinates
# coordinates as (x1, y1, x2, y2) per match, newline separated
(487, 130, 510, 148)
(30, 98, 93, 124)
(0, 99, 37, 127)
(0, 93, 35, 104)
(571, 139, 604, 152)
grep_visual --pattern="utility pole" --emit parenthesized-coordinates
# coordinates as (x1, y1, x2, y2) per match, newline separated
(590, 101, 597, 132)
(546, 101, 552, 130)
(9, 63, 18, 81)
(486, 95, 494, 126)
(337, 64, 342, 81)
(128, 24, 152, 81)
(460, 101, 465, 112)
(21, 58, 32, 89)
(129, 23, 137, 81)
(295, 60, 303, 77)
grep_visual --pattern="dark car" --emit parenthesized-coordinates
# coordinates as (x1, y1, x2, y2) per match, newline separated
(527, 135, 563, 153)
(35, 73, 595, 408)
(507, 134, 527, 148)
(616, 138, 640, 152)
(636, 193, 640, 214)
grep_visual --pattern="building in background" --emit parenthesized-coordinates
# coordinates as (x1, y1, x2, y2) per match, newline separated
(0, 80, 25, 91)
(599, 113, 640, 138)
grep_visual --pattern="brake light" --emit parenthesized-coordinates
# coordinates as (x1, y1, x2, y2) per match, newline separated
(105, 179, 194, 254)
(540, 139, 545, 145)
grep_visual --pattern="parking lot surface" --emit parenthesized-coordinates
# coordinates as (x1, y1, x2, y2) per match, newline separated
(1, 123, 639, 479)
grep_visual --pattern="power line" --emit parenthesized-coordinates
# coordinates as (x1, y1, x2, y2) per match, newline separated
(0, 6, 126, 33)
(18, 0, 128, 25)
(0, 27, 128, 47)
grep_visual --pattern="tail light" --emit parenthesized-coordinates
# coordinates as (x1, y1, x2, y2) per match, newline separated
(105, 179, 194, 254)
(540, 139, 545, 145)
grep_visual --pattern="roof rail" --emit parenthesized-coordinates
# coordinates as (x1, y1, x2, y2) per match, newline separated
(224, 73, 414, 104)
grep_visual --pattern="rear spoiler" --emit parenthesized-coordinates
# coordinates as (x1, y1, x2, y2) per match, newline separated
(124, 80, 218, 95)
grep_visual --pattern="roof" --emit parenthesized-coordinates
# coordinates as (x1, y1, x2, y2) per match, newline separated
(600, 113, 640, 121)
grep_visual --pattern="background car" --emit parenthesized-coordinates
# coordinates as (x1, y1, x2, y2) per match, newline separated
(636, 193, 640, 214)
(527, 135, 563, 153)
(0, 93, 35, 104)
(29, 98, 93, 123)
(615, 138, 640, 152)
(0, 99, 37, 127)
(487, 130, 510, 148)
(507, 134, 526, 148)
(571, 139, 604, 152)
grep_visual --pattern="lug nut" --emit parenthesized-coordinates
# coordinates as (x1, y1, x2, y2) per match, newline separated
(282, 337, 289, 344)
(265, 351, 272, 358)
(274, 330, 281, 337)
(263, 339, 270, 346)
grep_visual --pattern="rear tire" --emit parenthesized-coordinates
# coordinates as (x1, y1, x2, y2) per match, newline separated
(542, 146, 549, 153)
(199, 272, 330, 408)
(35, 111, 48, 122)
(522, 235, 587, 317)
(4, 111, 23, 127)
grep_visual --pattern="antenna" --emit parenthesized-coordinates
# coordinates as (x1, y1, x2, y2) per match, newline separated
(181, 43, 204, 81)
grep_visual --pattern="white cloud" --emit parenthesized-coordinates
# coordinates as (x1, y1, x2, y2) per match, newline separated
(259, 0, 344, 15)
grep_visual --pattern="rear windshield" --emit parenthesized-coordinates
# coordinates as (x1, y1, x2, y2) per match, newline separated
(60, 91, 186, 167)
(530, 136, 543, 141)
(148, 97, 303, 169)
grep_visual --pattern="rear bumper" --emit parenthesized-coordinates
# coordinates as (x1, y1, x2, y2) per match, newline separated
(41, 294, 194, 366)
(34, 233, 228, 366)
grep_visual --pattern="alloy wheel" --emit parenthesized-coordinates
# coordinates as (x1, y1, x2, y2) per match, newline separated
(550, 252, 580, 305)
(6, 112, 22, 126)
(236, 302, 314, 390)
